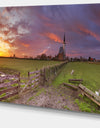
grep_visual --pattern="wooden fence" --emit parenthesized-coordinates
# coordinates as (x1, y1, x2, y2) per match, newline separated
(0, 72, 20, 101)
(63, 83, 78, 91)
(69, 79, 83, 83)
(78, 84, 100, 106)
(0, 73, 19, 84)
(64, 79, 100, 107)
(39, 61, 67, 86)
(0, 61, 67, 101)
(28, 70, 40, 87)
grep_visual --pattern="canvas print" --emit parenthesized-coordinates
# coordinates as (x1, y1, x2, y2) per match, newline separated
(0, 4, 100, 114)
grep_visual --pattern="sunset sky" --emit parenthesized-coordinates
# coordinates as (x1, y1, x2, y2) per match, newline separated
(0, 4, 100, 59)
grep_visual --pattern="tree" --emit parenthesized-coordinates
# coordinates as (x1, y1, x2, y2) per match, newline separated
(88, 57, 91, 61)
(40, 54, 47, 60)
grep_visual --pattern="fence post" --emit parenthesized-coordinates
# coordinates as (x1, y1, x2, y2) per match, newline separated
(28, 71, 30, 86)
(38, 69, 42, 86)
(39, 68, 46, 86)
(43, 68, 46, 86)
(28, 71, 30, 80)
(18, 72, 20, 95)
(36, 68, 39, 86)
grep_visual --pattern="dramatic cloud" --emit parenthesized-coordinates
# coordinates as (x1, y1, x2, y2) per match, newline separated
(0, 4, 100, 59)
(39, 49, 48, 55)
(43, 32, 62, 43)
(21, 43, 30, 48)
(77, 24, 100, 42)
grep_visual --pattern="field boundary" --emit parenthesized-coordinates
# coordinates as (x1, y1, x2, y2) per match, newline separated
(39, 61, 67, 86)
(0, 61, 67, 101)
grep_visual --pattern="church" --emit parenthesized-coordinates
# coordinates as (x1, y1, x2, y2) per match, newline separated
(57, 33, 66, 61)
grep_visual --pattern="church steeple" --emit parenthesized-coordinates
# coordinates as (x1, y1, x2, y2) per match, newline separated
(57, 33, 66, 61)
(63, 33, 66, 60)
(63, 33, 66, 44)
(63, 33, 66, 50)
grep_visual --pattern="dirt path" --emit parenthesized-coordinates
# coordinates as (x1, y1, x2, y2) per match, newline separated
(11, 85, 80, 111)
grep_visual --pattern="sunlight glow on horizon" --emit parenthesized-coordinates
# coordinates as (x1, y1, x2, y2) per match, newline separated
(0, 39, 10, 57)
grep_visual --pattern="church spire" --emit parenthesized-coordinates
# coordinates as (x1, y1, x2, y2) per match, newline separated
(63, 33, 66, 44)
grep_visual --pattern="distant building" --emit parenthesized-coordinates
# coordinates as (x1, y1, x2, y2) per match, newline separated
(88, 57, 96, 62)
(57, 33, 66, 61)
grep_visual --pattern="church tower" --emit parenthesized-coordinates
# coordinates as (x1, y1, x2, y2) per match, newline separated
(57, 33, 66, 61)
(63, 33, 66, 59)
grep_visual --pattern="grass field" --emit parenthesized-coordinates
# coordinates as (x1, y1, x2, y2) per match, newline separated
(52, 62, 100, 113)
(0, 58, 61, 76)
(52, 62, 100, 92)
(0, 59, 100, 113)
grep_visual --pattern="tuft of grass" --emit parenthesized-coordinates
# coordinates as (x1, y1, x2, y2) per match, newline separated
(20, 84, 25, 88)
(0, 93, 6, 98)
(4, 95, 19, 102)
(63, 105, 71, 110)
(28, 96, 35, 101)
(78, 94, 84, 98)
(74, 98, 100, 113)
(74, 99, 92, 112)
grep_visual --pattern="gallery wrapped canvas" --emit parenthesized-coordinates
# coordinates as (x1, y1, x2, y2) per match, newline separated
(0, 4, 100, 114)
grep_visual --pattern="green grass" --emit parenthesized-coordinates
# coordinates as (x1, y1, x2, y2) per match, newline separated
(0, 93, 6, 98)
(52, 62, 100, 91)
(0, 58, 61, 76)
(4, 95, 19, 102)
(74, 98, 100, 114)
(27, 88, 45, 102)
(63, 105, 71, 110)
(52, 62, 100, 113)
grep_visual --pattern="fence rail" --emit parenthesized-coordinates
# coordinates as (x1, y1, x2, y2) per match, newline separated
(69, 79, 83, 83)
(63, 83, 78, 90)
(0, 83, 19, 101)
(0, 92, 18, 101)
(0, 86, 18, 95)
(0, 80, 19, 88)
(29, 70, 40, 75)
(0, 74, 19, 83)
(78, 84, 100, 103)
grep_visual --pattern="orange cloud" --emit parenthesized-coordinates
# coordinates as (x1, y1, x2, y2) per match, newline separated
(21, 43, 30, 48)
(78, 24, 100, 41)
(43, 32, 62, 43)
(39, 49, 48, 55)
(38, 14, 50, 21)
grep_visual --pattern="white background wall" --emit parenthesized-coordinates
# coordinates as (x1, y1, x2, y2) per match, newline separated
(0, 0, 100, 128)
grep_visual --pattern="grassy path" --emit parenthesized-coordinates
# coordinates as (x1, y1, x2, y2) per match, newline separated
(10, 84, 100, 113)
(11, 85, 80, 111)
